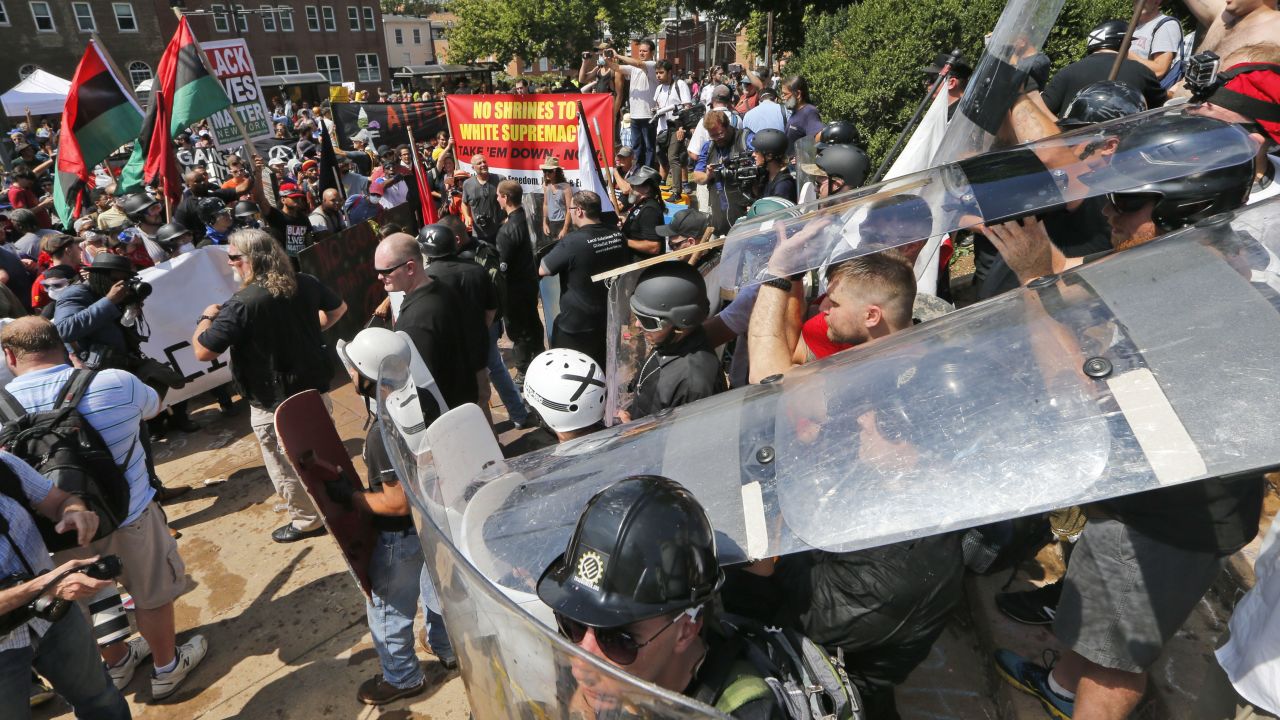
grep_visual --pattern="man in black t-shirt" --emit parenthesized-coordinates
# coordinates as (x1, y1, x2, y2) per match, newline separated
(1041, 20, 1166, 115)
(539, 191, 630, 366)
(494, 180, 544, 377)
(374, 233, 479, 409)
(174, 166, 251, 244)
(252, 156, 314, 258)
(461, 155, 506, 243)
(621, 166, 667, 257)
(192, 228, 347, 543)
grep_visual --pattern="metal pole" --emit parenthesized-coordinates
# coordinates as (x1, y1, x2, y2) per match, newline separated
(1109, 0, 1145, 82)
(764, 11, 774, 73)
(869, 48, 961, 185)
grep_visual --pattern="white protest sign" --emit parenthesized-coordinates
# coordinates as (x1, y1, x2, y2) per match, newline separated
(202, 39, 272, 149)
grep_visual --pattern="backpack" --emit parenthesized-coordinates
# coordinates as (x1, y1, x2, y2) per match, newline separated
(0, 370, 131, 552)
(698, 613, 866, 720)
(1151, 17, 1195, 91)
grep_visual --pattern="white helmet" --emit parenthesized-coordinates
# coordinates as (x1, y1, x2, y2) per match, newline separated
(339, 327, 446, 414)
(522, 349, 606, 433)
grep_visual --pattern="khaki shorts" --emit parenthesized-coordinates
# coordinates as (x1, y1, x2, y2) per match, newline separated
(58, 502, 187, 610)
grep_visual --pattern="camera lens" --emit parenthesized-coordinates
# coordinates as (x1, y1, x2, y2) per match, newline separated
(89, 585, 130, 647)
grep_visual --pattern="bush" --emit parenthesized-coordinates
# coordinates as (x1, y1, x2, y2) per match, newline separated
(788, 0, 1138, 168)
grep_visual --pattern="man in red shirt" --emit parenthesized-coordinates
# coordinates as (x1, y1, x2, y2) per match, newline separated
(7, 170, 53, 229)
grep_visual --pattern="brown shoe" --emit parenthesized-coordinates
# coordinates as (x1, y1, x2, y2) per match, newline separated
(154, 486, 192, 504)
(357, 674, 425, 705)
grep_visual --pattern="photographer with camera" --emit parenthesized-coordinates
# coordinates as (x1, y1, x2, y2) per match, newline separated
(747, 129, 796, 203)
(653, 60, 693, 199)
(0, 449, 130, 719)
(461, 154, 506, 244)
(691, 110, 753, 234)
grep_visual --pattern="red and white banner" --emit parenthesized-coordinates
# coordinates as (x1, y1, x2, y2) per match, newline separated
(446, 93, 615, 189)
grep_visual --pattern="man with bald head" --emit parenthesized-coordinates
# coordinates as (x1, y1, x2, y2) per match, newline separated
(373, 233, 480, 409)
(309, 188, 344, 235)
(460, 154, 505, 244)
(1184, 0, 1280, 59)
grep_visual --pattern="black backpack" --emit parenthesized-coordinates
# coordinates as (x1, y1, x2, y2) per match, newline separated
(0, 370, 131, 552)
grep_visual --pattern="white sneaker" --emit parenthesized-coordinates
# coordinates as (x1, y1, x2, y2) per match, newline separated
(151, 634, 208, 701)
(107, 636, 151, 689)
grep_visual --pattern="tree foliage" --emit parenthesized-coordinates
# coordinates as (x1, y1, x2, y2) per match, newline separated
(379, 0, 443, 17)
(787, 0, 1139, 168)
(445, 0, 664, 67)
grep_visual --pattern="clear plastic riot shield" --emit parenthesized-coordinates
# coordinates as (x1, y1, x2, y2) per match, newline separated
(427, 197, 1280, 588)
(374, 364, 728, 719)
(718, 108, 1256, 289)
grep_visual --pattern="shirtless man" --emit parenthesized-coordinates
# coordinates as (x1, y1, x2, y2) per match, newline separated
(1185, 0, 1280, 59)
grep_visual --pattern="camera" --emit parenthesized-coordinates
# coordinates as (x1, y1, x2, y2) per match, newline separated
(1186, 51, 1222, 101)
(711, 152, 763, 186)
(677, 104, 707, 132)
(0, 555, 123, 634)
(123, 275, 152, 302)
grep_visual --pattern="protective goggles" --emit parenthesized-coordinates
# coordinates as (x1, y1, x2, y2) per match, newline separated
(554, 605, 701, 665)
(632, 311, 669, 332)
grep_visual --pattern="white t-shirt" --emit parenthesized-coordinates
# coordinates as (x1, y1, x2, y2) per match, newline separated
(653, 79, 692, 134)
(1129, 14, 1182, 60)
(1216, 516, 1280, 714)
(621, 62, 658, 119)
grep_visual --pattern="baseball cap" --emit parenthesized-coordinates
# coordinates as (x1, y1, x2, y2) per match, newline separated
(657, 209, 711, 238)
(268, 156, 286, 167)
(300, 159, 318, 172)
(40, 234, 77, 254)
(616, 146, 634, 158)
(279, 182, 305, 199)
(712, 84, 733, 102)
(1205, 62, 1280, 144)
(368, 178, 385, 196)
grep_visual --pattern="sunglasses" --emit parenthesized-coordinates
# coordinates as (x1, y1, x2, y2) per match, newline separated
(633, 311, 669, 332)
(375, 259, 411, 276)
(1106, 192, 1159, 214)
(554, 607, 697, 665)
(226, 253, 244, 262)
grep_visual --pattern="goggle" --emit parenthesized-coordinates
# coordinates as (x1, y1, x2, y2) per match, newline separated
(1106, 192, 1160, 214)
(633, 311, 669, 332)
(554, 606, 700, 665)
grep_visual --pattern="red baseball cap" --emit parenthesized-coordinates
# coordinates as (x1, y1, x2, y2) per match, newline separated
(279, 182, 305, 199)
(1207, 62, 1280, 144)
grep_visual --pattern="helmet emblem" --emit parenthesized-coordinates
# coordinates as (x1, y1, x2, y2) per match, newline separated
(574, 549, 607, 591)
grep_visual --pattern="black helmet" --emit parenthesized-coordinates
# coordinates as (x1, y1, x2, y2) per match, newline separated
(816, 144, 870, 188)
(197, 197, 231, 225)
(121, 193, 158, 222)
(1109, 114, 1256, 230)
(418, 223, 458, 258)
(630, 262, 709, 329)
(751, 128, 787, 158)
(1086, 20, 1128, 53)
(233, 200, 260, 220)
(536, 475, 723, 627)
(817, 119, 860, 150)
(1057, 81, 1147, 128)
(156, 222, 191, 247)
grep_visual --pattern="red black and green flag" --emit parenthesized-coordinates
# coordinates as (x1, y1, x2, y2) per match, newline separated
(119, 17, 231, 207)
(54, 40, 143, 223)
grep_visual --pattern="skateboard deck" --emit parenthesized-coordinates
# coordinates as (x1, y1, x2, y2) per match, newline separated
(275, 390, 375, 597)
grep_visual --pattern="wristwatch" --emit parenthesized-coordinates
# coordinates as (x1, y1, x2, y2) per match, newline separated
(761, 275, 793, 292)
(199, 314, 217, 323)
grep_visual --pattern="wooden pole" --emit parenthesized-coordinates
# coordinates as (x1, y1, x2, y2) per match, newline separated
(1109, 0, 1145, 82)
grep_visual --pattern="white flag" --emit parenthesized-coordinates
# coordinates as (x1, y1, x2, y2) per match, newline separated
(886, 89, 951, 295)
(578, 112, 615, 214)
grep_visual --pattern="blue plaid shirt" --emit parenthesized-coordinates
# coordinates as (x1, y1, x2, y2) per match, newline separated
(0, 452, 56, 651)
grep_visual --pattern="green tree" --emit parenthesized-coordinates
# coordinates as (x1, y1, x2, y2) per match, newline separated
(380, 0, 443, 17)
(787, 0, 1138, 168)
(445, 0, 664, 68)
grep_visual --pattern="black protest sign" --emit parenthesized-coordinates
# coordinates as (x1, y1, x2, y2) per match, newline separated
(175, 138, 299, 184)
(331, 102, 447, 151)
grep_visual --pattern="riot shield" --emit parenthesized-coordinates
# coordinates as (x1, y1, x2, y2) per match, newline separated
(718, 108, 1256, 289)
(375, 367, 727, 719)
(430, 197, 1280, 583)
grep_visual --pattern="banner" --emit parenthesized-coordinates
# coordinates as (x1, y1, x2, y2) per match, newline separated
(202, 39, 272, 149)
(331, 101, 447, 151)
(176, 137, 297, 183)
(135, 246, 240, 409)
(445, 93, 615, 188)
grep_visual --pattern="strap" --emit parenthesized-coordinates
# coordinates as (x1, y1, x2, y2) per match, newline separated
(0, 383, 28, 425)
(0, 462, 36, 577)
(715, 672, 775, 715)
(55, 369, 98, 411)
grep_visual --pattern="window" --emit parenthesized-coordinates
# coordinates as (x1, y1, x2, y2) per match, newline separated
(72, 2, 94, 31)
(346, 6, 358, 30)
(0, 2, 8, 26)
(538, 57, 548, 72)
(112, 3, 136, 31)
(356, 53, 380, 82)
(393, 28, 401, 44)
(18, 64, 36, 80)
(211, 3, 229, 32)
(321, 5, 335, 31)
(28, 1, 53, 31)
(271, 55, 300, 75)
(362, 6, 373, 30)
(233, 4, 247, 32)
(412, 28, 420, 44)
(304, 5, 318, 30)
(315, 54, 341, 82)
(127, 61, 151, 87)
(260, 4, 275, 31)
(432, 25, 445, 40)
(278, 7, 293, 30)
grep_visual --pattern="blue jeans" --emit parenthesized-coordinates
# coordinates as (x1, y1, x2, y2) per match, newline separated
(419, 566, 453, 665)
(366, 528, 453, 687)
(630, 117, 657, 168)
(539, 276, 561, 347)
(487, 320, 528, 423)
(0, 610, 130, 720)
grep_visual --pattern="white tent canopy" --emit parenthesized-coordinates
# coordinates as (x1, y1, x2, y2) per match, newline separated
(2, 69, 71, 118)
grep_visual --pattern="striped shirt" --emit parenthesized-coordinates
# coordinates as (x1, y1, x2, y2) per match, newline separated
(0, 451, 56, 651)
(3, 365, 159, 526)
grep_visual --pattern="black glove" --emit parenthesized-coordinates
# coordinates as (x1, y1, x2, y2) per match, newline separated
(323, 477, 357, 510)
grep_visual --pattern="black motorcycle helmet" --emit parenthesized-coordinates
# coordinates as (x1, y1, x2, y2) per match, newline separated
(197, 197, 231, 226)
(751, 129, 788, 160)
(816, 119, 861, 150)
(155, 221, 191, 247)
(1086, 20, 1128, 53)
(629, 261, 710, 330)
(537, 475, 723, 628)
(233, 200, 260, 221)
(816, 144, 870, 188)
(1108, 114, 1256, 231)
(1057, 81, 1148, 128)
(418, 223, 458, 258)
(121, 193, 159, 223)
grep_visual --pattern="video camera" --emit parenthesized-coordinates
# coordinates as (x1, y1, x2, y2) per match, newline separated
(122, 275, 152, 303)
(711, 152, 763, 187)
(0, 555, 122, 635)
(677, 104, 707, 132)
(1185, 51, 1223, 102)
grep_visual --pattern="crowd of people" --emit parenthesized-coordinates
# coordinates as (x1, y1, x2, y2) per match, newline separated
(3, 0, 1280, 718)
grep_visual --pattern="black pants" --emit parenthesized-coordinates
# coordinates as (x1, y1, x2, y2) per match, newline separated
(551, 321, 606, 368)
(503, 287, 545, 376)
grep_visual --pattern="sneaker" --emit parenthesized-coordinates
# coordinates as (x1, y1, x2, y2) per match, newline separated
(108, 636, 151, 689)
(994, 649, 1074, 720)
(151, 635, 208, 701)
(30, 673, 55, 707)
(996, 580, 1063, 626)
(357, 674, 426, 705)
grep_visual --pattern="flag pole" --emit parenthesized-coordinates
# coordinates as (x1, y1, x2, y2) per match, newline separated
(577, 100, 612, 202)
